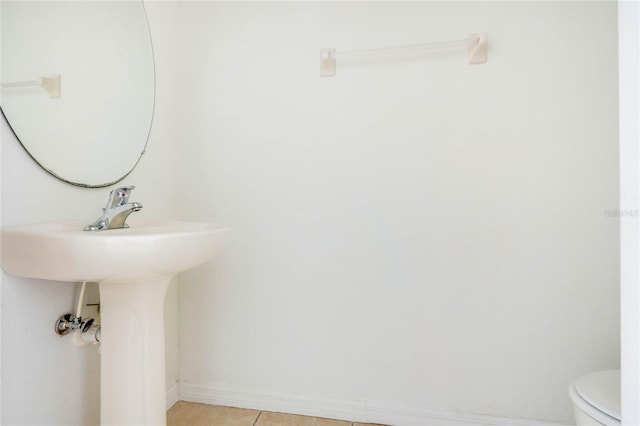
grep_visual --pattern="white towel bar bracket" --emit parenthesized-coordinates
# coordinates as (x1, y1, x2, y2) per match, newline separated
(320, 33, 487, 77)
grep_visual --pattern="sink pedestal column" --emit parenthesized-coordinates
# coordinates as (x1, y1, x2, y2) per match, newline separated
(99, 276, 172, 426)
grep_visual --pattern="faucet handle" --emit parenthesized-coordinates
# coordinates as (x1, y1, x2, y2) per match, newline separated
(107, 185, 136, 208)
(114, 185, 136, 195)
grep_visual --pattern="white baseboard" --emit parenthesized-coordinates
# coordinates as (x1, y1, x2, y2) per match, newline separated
(365, 400, 570, 426)
(173, 381, 568, 426)
(166, 381, 179, 410)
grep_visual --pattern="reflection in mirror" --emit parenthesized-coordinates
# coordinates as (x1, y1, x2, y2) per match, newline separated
(1, 1, 155, 188)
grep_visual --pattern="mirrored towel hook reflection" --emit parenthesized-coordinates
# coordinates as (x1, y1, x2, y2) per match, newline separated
(1, 74, 61, 98)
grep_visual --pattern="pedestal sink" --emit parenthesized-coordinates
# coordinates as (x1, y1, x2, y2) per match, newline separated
(0, 220, 228, 425)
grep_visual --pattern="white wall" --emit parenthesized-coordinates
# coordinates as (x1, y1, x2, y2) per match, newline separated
(0, 1, 623, 424)
(0, 2, 180, 420)
(619, 1, 640, 424)
(166, 2, 620, 423)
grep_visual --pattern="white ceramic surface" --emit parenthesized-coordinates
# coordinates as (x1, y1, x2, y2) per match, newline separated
(0, 220, 228, 282)
(569, 370, 621, 426)
(0, 220, 228, 425)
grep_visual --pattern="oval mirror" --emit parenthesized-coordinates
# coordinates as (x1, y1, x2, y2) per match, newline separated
(0, 1, 155, 188)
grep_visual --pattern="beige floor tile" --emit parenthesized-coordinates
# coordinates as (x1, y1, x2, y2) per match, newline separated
(255, 411, 352, 426)
(167, 401, 260, 426)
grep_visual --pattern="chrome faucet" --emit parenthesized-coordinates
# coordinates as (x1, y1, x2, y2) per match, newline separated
(83, 185, 143, 231)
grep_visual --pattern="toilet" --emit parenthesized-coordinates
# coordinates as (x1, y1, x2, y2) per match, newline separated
(569, 369, 620, 425)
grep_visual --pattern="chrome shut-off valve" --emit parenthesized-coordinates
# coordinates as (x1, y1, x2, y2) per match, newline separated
(55, 313, 101, 345)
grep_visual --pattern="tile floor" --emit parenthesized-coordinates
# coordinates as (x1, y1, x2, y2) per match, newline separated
(167, 401, 385, 426)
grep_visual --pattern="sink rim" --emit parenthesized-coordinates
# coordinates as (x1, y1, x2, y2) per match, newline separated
(1, 218, 225, 234)
(1, 219, 229, 283)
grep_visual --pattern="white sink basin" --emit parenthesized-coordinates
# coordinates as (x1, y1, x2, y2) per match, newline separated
(0, 220, 228, 425)
(1, 220, 228, 282)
